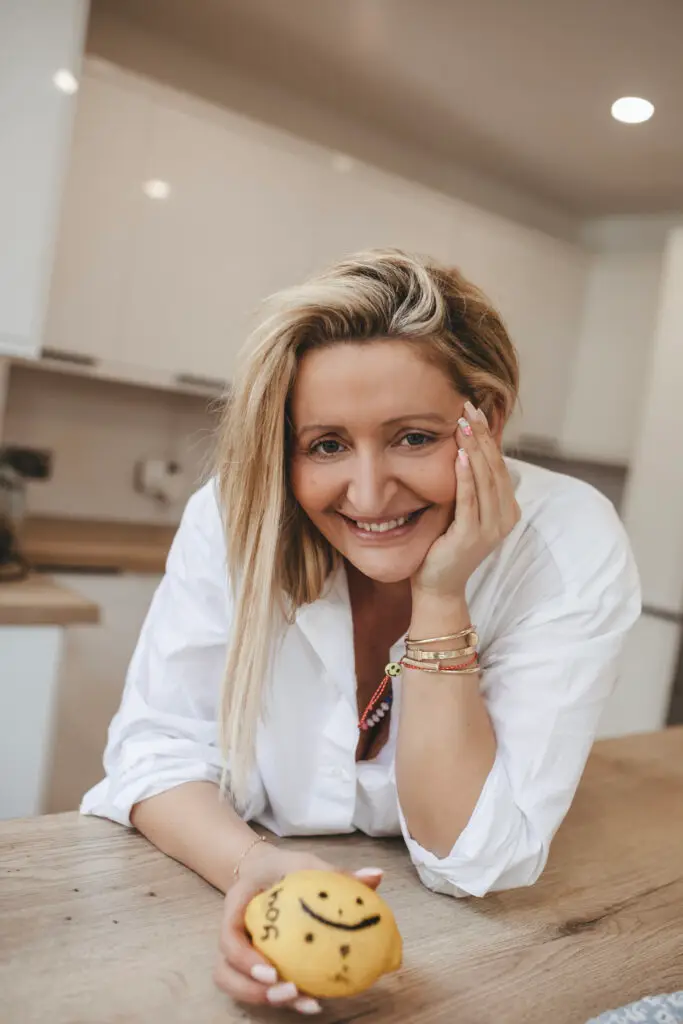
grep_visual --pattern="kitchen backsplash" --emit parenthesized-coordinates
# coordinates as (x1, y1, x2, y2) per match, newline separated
(2, 364, 218, 523)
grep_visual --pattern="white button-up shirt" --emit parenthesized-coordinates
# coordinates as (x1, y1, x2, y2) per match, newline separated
(82, 458, 641, 898)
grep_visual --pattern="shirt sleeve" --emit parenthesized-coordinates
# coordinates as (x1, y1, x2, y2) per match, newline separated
(400, 490, 642, 898)
(80, 481, 258, 826)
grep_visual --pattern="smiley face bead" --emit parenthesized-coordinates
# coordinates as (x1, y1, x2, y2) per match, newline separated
(385, 662, 402, 678)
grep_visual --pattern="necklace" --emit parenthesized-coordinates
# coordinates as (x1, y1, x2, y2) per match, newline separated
(358, 662, 401, 731)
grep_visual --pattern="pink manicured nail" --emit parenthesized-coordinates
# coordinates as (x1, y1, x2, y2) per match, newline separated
(458, 417, 473, 437)
(354, 867, 384, 879)
(294, 996, 322, 1014)
(465, 400, 488, 428)
(267, 981, 299, 1003)
(250, 964, 278, 985)
(458, 448, 469, 466)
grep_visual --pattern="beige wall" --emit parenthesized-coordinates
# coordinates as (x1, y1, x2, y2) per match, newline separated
(3, 365, 217, 522)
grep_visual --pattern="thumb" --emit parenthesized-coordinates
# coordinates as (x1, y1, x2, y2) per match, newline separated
(351, 867, 384, 890)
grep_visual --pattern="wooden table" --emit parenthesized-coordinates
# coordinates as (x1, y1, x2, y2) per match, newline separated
(2, 730, 683, 1024)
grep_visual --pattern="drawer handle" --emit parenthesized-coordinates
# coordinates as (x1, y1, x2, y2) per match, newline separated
(41, 347, 96, 368)
(175, 372, 228, 393)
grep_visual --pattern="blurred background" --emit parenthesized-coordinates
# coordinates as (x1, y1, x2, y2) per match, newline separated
(2, 0, 683, 819)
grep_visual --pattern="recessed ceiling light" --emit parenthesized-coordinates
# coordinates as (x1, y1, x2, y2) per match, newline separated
(143, 179, 171, 200)
(611, 97, 654, 124)
(53, 69, 79, 95)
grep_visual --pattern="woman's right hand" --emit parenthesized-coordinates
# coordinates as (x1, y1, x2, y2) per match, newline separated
(213, 844, 383, 1015)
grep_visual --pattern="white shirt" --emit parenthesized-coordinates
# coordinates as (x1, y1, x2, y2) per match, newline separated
(82, 458, 641, 898)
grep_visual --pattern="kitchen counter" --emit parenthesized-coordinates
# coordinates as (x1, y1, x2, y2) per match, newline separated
(0, 572, 100, 625)
(2, 728, 683, 1023)
(21, 515, 176, 574)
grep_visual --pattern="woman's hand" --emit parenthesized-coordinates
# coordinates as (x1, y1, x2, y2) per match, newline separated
(213, 844, 383, 1014)
(412, 400, 521, 601)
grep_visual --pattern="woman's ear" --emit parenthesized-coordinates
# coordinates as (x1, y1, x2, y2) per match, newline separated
(483, 402, 505, 447)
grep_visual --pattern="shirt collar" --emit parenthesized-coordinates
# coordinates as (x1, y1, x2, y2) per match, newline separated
(294, 564, 357, 700)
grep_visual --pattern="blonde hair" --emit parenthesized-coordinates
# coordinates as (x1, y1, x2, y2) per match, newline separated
(215, 248, 519, 809)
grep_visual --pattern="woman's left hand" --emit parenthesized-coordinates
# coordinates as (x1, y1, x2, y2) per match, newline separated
(412, 400, 521, 600)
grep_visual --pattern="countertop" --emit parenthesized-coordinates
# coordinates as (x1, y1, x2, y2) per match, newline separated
(0, 573, 100, 626)
(20, 515, 176, 574)
(2, 728, 683, 1023)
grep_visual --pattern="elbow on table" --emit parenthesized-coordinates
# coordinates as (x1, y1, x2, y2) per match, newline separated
(411, 830, 550, 900)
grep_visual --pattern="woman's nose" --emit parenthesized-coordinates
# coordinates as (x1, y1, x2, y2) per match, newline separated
(345, 454, 395, 514)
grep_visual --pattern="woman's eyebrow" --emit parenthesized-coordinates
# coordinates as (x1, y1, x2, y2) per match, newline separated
(297, 413, 448, 435)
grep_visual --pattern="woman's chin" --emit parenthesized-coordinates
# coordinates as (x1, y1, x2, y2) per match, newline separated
(346, 548, 428, 585)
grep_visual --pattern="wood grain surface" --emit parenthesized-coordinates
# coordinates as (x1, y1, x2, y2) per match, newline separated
(20, 516, 176, 574)
(0, 573, 100, 626)
(1, 729, 682, 1024)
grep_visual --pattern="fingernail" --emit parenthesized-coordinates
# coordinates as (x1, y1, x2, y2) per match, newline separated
(267, 981, 299, 1004)
(458, 448, 469, 465)
(354, 867, 384, 878)
(251, 964, 278, 985)
(458, 416, 473, 437)
(294, 997, 323, 1015)
(476, 407, 489, 426)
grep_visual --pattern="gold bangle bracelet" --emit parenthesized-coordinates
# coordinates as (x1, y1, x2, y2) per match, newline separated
(233, 834, 267, 880)
(406, 627, 478, 647)
(404, 645, 477, 662)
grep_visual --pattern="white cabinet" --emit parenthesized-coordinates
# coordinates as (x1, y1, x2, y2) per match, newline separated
(0, 625, 63, 819)
(43, 73, 154, 367)
(125, 101, 324, 385)
(0, 0, 88, 360)
(43, 58, 588, 442)
(46, 573, 161, 813)
(315, 165, 455, 269)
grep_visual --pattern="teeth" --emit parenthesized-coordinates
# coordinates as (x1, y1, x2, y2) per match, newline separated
(354, 515, 409, 532)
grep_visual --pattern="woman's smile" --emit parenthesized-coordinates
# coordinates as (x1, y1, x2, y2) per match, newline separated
(336, 506, 432, 543)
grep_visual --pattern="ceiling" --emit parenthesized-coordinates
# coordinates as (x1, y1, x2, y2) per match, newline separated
(88, 0, 683, 218)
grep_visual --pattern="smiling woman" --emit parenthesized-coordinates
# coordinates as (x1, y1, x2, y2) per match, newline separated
(81, 249, 640, 1015)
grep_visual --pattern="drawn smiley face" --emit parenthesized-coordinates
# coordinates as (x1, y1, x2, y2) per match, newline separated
(244, 870, 402, 998)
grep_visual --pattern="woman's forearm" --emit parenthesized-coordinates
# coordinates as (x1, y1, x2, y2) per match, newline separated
(131, 781, 268, 892)
(396, 593, 496, 858)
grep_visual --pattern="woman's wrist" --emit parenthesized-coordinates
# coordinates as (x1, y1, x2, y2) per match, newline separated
(408, 590, 470, 646)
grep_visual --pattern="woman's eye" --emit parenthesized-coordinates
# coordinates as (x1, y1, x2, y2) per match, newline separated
(310, 439, 344, 457)
(400, 432, 433, 448)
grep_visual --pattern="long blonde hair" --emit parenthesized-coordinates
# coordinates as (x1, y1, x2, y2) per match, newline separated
(215, 248, 519, 809)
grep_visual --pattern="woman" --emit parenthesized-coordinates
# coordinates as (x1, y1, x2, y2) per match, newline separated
(83, 249, 640, 1015)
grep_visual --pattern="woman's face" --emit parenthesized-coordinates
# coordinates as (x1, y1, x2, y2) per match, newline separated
(289, 340, 470, 584)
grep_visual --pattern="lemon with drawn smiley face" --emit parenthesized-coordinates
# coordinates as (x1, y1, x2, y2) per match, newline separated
(244, 870, 402, 998)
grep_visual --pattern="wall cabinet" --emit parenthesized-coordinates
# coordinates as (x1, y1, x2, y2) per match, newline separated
(0, 0, 87, 360)
(44, 58, 589, 443)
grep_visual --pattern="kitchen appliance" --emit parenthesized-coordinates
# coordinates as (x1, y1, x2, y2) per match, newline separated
(0, 446, 52, 581)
